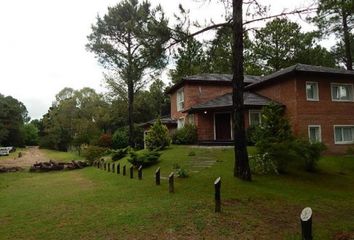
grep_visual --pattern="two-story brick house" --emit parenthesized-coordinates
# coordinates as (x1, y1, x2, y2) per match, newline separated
(144, 64, 354, 153)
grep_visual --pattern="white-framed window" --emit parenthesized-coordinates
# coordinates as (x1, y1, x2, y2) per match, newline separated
(306, 82, 319, 101)
(188, 114, 195, 125)
(331, 83, 354, 102)
(334, 125, 354, 144)
(177, 118, 185, 129)
(249, 110, 262, 126)
(308, 125, 321, 143)
(177, 88, 184, 111)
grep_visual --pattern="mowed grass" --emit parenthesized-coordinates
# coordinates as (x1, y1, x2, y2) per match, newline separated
(0, 146, 353, 240)
(40, 149, 83, 162)
(0, 148, 27, 161)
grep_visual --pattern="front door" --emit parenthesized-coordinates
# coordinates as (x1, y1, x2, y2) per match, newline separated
(215, 113, 231, 141)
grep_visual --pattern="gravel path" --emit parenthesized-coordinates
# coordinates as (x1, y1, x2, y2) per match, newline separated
(0, 147, 48, 168)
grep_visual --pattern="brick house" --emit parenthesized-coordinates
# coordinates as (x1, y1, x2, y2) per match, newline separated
(144, 64, 354, 153)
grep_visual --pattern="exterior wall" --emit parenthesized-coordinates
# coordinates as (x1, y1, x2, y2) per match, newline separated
(295, 75, 354, 153)
(170, 82, 232, 120)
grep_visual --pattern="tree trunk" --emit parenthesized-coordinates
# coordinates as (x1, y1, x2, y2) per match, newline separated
(342, 6, 353, 70)
(128, 81, 134, 147)
(232, 0, 251, 181)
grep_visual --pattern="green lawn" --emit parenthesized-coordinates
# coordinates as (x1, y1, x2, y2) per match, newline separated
(40, 149, 83, 162)
(0, 148, 26, 161)
(0, 146, 353, 239)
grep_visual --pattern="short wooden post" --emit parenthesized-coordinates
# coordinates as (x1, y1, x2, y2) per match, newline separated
(214, 177, 221, 213)
(130, 166, 134, 179)
(123, 165, 126, 176)
(112, 163, 115, 173)
(104, 162, 106, 171)
(300, 207, 313, 240)
(108, 163, 111, 172)
(117, 163, 120, 174)
(169, 172, 174, 193)
(155, 167, 160, 185)
(138, 165, 142, 180)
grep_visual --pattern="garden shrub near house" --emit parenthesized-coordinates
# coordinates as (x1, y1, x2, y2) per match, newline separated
(172, 124, 198, 145)
(112, 128, 129, 149)
(83, 146, 107, 164)
(128, 150, 160, 168)
(97, 133, 113, 148)
(145, 118, 170, 150)
(293, 140, 327, 172)
(111, 148, 128, 161)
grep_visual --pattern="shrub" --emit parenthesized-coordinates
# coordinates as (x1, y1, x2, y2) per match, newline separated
(128, 150, 160, 168)
(293, 140, 327, 172)
(176, 168, 189, 178)
(249, 153, 279, 175)
(112, 128, 129, 149)
(97, 133, 112, 148)
(145, 117, 171, 150)
(111, 148, 128, 161)
(83, 145, 107, 164)
(172, 124, 198, 145)
(188, 151, 196, 156)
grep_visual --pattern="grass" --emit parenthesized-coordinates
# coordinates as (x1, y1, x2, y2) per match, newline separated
(40, 149, 83, 162)
(0, 145, 353, 239)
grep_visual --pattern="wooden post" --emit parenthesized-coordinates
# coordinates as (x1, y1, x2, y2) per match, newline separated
(138, 165, 142, 180)
(300, 207, 313, 240)
(155, 167, 160, 185)
(123, 165, 126, 176)
(112, 163, 115, 173)
(169, 172, 174, 193)
(108, 163, 111, 172)
(104, 162, 106, 171)
(130, 166, 134, 179)
(117, 163, 120, 174)
(214, 177, 221, 213)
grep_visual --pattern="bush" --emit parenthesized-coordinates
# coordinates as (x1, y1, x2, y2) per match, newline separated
(249, 153, 279, 175)
(97, 133, 112, 148)
(293, 140, 327, 172)
(111, 148, 128, 161)
(83, 146, 107, 164)
(128, 150, 160, 168)
(145, 117, 171, 150)
(172, 124, 198, 145)
(176, 168, 189, 178)
(112, 128, 129, 149)
(188, 151, 196, 156)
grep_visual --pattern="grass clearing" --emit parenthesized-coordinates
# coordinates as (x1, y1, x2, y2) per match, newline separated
(40, 149, 82, 162)
(0, 145, 353, 239)
(0, 148, 27, 161)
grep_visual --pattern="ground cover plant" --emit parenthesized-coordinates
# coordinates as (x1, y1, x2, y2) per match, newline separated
(0, 146, 353, 239)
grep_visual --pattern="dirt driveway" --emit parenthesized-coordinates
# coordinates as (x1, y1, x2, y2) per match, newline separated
(0, 147, 49, 168)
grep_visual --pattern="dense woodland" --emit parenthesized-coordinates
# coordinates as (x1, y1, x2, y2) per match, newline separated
(1, 0, 353, 156)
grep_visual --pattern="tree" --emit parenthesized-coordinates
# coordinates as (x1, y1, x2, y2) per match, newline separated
(148, 79, 170, 116)
(331, 33, 354, 67)
(23, 123, 39, 146)
(87, 0, 170, 146)
(313, 0, 354, 70)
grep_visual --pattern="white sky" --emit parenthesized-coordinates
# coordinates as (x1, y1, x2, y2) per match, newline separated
(0, 0, 323, 119)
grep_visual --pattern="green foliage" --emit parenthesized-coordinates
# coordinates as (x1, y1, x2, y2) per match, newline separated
(145, 118, 171, 150)
(293, 140, 327, 172)
(188, 151, 196, 156)
(176, 168, 189, 178)
(112, 128, 129, 149)
(128, 150, 160, 168)
(23, 123, 39, 146)
(249, 153, 279, 175)
(83, 146, 107, 164)
(111, 148, 128, 161)
(172, 124, 198, 145)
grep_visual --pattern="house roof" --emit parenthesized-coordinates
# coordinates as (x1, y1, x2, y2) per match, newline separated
(166, 74, 262, 94)
(246, 64, 354, 90)
(139, 116, 177, 128)
(186, 92, 280, 113)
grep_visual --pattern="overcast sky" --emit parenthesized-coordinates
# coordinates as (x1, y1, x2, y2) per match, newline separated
(0, 0, 319, 120)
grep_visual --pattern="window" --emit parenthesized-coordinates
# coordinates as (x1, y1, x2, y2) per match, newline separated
(331, 84, 353, 101)
(308, 125, 321, 143)
(249, 110, 261, 126)
(177, 118, 185, 129)
(334, 126, 354, 144)
(177, 88, 184, 111)
(306, 82, 319, 101)
(188, 114, 195, 125)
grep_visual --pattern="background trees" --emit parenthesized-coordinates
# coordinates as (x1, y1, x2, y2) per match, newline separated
(87, 0, 170, 146)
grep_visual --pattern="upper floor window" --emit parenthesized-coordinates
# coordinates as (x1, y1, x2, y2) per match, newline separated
(177, 88, 184, 111)
(249, 110, 261, 126)
(306, 82, 319, 101)
(334, 125, 354, 144)
(331, 83, 353, 102)
(308, 125, 321, 143)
